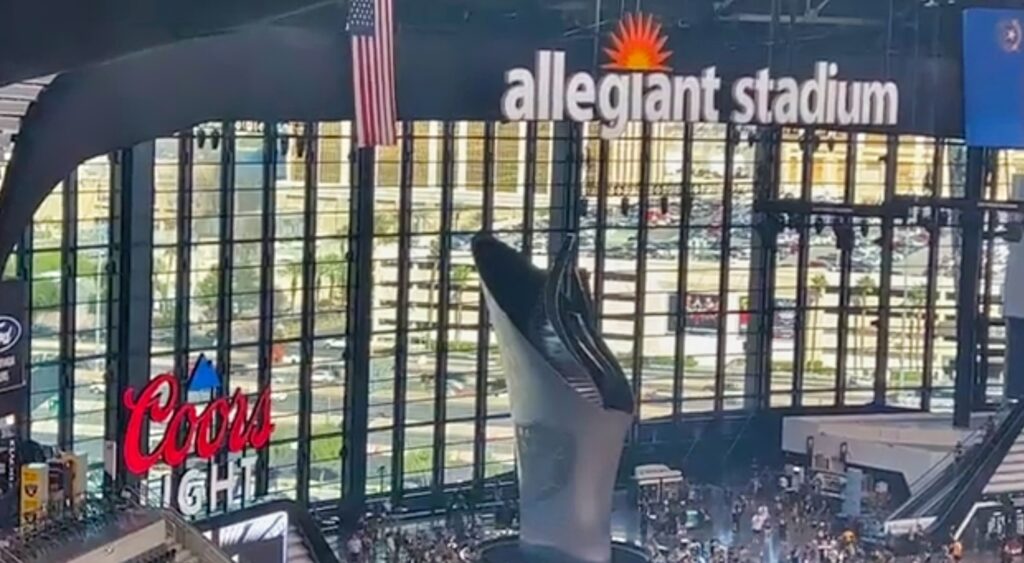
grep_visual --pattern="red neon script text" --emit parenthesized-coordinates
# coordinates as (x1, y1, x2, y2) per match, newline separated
(122, 373, 275, 475)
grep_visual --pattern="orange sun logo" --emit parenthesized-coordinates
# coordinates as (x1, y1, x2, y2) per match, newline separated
(603, 12, 673, 72)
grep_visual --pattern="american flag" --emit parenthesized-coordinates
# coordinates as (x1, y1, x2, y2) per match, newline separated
(347, 0, 397, 147)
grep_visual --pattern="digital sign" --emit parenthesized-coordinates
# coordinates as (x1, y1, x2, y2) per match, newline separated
(502, 12, 900, 139)
(963, 9, 1024, 148)
(123, 355, 275, 516)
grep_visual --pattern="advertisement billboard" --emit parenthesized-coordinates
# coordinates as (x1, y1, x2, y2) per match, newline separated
(963, 9, 1024, 147)
(0, 281, 27, 398)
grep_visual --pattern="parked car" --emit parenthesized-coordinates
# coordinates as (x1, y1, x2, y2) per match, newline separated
(312, 370, 338, 383)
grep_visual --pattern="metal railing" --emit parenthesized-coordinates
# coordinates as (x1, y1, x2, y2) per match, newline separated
(120, 487, 232, 563)
(0, 492, 141, 562)
(0, 542, 24, 563)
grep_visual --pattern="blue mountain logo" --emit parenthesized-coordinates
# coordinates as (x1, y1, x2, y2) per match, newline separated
(187, 354, 222, 393)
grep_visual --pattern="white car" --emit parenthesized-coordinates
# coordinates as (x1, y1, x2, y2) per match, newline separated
(271, 392, 288, 402)
(325, 339, 347, 350)
(312, 370, 336, 383)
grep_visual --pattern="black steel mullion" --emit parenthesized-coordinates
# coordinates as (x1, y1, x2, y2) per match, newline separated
(593, 139, 610, 325)
(751, 128, 781, 410)
(342, 138, 373, 510)
(216, 124, 236, 392)
(19, 225, 31, 445)
(472, 123, 496, 489)
(431, 122, 456, 492)
(171, 135, 194, 488)
(391, 122, 414, 499)
(921, 142, 943, 411)
(953, 148, 986, 428)
(522, 123, 538, 258)
(791, 131, 815, 407)
(59, 170, 77, 452)
(715, 126, 736, 411)
(873, 135, 899, 406)
(564, 123, 584, 266)
(214, 124, 236, 490)
(835, 137, 857, 405)
(296, 122, 317, 505)
(631, 124, 652, 420)
(672, 125, 693, 419)
(255, 122, 278, 497)
(977, 152, 999, 408)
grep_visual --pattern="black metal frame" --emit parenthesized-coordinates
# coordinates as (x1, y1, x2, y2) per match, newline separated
(429, 122, 456, 494)
(12, 119, 1018, 513)
(631, 124, 652, 419)
(390, 122, 414, 500)
(58, 169, 77, 452)
(297, 122, 318, 505)
(672, 125, 694, 418)
(714, 126, 737, 412)
(834, 136, 857, 406)
(872, 135, 899, 406)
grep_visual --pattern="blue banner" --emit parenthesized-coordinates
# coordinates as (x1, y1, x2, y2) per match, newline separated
(964, 9, 1024, 147)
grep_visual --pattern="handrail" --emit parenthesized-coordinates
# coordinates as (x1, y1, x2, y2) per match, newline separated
(889, 408, 1005, 522)
(197, 499, 341, 563)
(162, 509, 234, 563)
(0, 541, 24, 563)
(927, 402, 1024, 540)
(120, 487, 232, 563)
(906, 409, 998, 492)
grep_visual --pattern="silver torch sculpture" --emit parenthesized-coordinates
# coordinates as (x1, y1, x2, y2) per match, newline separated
(472, 233, 635, 563)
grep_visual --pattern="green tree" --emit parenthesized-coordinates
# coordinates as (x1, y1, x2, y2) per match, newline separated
(425, 240, 440, 335)
(907, 284, 928, 373)
(316, 255, 348, 306)
(285, 261, 304, 309)
(195, 270, 221, 321)
(807, 274, 828, 368)
(375, 211, 399, 236)
(450, 264, 473, 342)
(311, 434, 343, 463)
(853, 276, 878, 377)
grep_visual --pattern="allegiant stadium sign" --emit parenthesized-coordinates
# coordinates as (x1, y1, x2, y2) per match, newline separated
(500, 13, 899, 139)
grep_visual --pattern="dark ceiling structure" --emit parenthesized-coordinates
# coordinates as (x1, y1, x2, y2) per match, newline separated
(0, 0, 1006, 267)
(0, 0, 988, 88)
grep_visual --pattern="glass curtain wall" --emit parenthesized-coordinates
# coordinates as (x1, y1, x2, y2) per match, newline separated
(0, 150, 115, 492)
(0, 120, 1011, 507)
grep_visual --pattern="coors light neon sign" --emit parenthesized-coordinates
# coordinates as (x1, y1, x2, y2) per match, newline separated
(122, 355, 275, 475)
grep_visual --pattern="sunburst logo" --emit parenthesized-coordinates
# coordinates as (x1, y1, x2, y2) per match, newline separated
(603, 12, 673, 72)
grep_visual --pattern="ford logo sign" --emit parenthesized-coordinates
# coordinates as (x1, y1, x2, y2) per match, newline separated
(0, 316, 22, 354)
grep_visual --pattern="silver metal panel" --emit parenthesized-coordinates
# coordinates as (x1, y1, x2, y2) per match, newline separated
(474, 233, 634, 563)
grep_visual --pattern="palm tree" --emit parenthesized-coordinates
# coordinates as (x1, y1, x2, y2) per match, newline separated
(316, 255, 347, 306)
(853, 276, 878, 379)
(907, 284, 928, 373)
(425, 240, 440, 336)
(807, 274, 829, 369)
(285, 261, 304, 309)
(450, 264, 473, 343)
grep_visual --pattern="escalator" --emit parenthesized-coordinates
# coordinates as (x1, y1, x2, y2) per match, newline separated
(886, 402, 1024, 536)
(197, 500, 339, 563)
(0, 489, 229, 563)
(926, 401, 1024, 541)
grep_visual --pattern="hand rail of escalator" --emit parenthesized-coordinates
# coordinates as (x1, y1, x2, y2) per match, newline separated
(905, 405, 1006, 493)
(927, 401, 1024, 538)
(890, 405, 1009, 521)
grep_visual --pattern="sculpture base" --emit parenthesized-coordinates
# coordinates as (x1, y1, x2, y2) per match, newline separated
(478, 536, 649, 563)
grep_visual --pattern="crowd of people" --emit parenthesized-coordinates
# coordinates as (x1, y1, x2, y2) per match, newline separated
(637, 468, 882, 562)
(343, 495, 498, 562)
(342, 466, 1013, 563)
